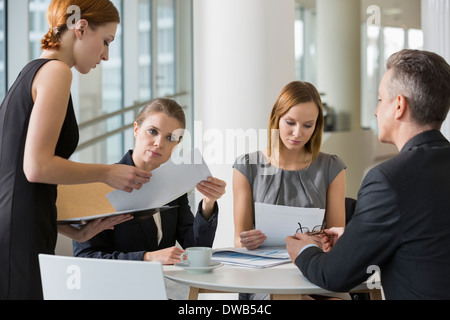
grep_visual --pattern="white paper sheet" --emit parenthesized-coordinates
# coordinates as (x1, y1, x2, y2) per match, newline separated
(213, 246, 289, 259)
(255, 202, 325, 247)
(212, 247, 290, 268)
(106, 149, 212, 211)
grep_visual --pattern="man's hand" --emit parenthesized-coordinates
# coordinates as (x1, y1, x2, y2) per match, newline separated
(321, 227, 345, 252)
(285, 233, 318, 262)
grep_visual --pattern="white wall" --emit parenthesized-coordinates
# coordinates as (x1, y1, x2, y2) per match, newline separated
(193, 0, 296, 248)
(321, 130, 398, 199)
(316, 0, 361, 131)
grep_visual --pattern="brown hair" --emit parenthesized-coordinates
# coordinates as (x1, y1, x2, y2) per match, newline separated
(386, 49, 450, 128)
(41, 0, 120, 50)
(267, 81, 324, 162)
(136, 98, 186, 130)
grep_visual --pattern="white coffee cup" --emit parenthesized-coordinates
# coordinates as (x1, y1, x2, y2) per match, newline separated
(180, 247, 212, 267)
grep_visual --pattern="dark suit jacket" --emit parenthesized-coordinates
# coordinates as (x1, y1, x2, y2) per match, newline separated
(295, 130, 450, 300)
(73, 150, 218, 260)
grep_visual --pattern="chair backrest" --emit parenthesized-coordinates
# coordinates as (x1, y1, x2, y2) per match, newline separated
(345, 197, 357, 224)
(39, 254, 167, 300)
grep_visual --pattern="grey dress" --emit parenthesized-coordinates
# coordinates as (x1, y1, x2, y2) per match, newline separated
(233, 151, 346, 213)
(233, 151, 346, 300)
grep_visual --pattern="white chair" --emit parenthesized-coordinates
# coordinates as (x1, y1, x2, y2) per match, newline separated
(39, 254, 167, 300)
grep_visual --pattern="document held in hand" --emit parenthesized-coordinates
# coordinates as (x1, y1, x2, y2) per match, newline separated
(255, 202, 325, 247)
(57, 149, 211, 224)
(106, 148, 212, 211)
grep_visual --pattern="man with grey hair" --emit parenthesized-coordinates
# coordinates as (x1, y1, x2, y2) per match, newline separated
(286, 49, 450, 300)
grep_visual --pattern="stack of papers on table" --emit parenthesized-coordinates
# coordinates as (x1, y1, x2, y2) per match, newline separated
(212, 247, 290, 268)
(211, 203, 325, 268)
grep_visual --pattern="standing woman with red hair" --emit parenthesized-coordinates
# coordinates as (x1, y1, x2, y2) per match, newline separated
(0, 0, 151, 300)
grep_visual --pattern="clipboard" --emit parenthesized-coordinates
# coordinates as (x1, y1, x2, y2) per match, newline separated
(56, 149, 210, 225)
(57, 205, 178, 225)
(56, 183, 177, 225)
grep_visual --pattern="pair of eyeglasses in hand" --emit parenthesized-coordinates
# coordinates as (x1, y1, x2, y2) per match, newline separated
(296, 222, 324, 236)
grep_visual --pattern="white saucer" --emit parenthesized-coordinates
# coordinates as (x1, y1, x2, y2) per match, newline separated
(175, 261, 223, 273)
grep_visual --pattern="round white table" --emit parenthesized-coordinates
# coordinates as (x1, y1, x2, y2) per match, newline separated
(164, 263, 382, 300)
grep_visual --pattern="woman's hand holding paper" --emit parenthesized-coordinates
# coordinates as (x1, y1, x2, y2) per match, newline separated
(239, 230, 267, 250)
(197, 177, 226, 218)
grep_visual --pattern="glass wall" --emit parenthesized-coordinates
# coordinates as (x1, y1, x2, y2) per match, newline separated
(0, 0, 5, 101)
(138, 0, 177, 100)
(27, 0, 192, 165)
(29, 0, 50, 60)
(138, 0, 153, 101)
(295, 0, 423, 132)
(362, 24, 423, 131)
(102, 0, 124, 164)
(294, 3, 317, 86)
(155, 0, 176, 97)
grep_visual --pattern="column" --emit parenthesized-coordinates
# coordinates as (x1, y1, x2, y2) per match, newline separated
(192, 0, 296, 247)
(316, 0, 361, 131)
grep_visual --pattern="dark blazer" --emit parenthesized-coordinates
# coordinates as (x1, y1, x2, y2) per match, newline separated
(73, 150, 218, 260)
(295, 130, 450, 300)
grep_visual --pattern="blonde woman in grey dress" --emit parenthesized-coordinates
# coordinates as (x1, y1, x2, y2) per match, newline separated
(233, 81, 347, 300)
(233, 81, 346, 251)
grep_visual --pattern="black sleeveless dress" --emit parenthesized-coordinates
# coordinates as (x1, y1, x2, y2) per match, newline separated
(0, 59, 79, 300)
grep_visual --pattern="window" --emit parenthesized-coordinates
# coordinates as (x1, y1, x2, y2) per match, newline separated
(138, 0, 152, 101)
(28, 0, 125, 165)
(138, 0, 176, 99)
(102, 0, 124, 164)
(27, 0, 193, 165)
(155, 0, 176, 97)
(0, 0, 5, 101)
(29, 0, 51, 60)
(361, 24, 423, 131)
(294, 3, 317, 86)
(69, 1, 124, 165)
(294, 1, 423, 132)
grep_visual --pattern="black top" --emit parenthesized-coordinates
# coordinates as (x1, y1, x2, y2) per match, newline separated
(73, 150, 218, 261)
(0, 59, 79, 300)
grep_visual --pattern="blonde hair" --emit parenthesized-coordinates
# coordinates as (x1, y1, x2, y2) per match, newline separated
(41, 0, 120, 50)
(267, 81, 324, 162)
(136, 98, 186, 130)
